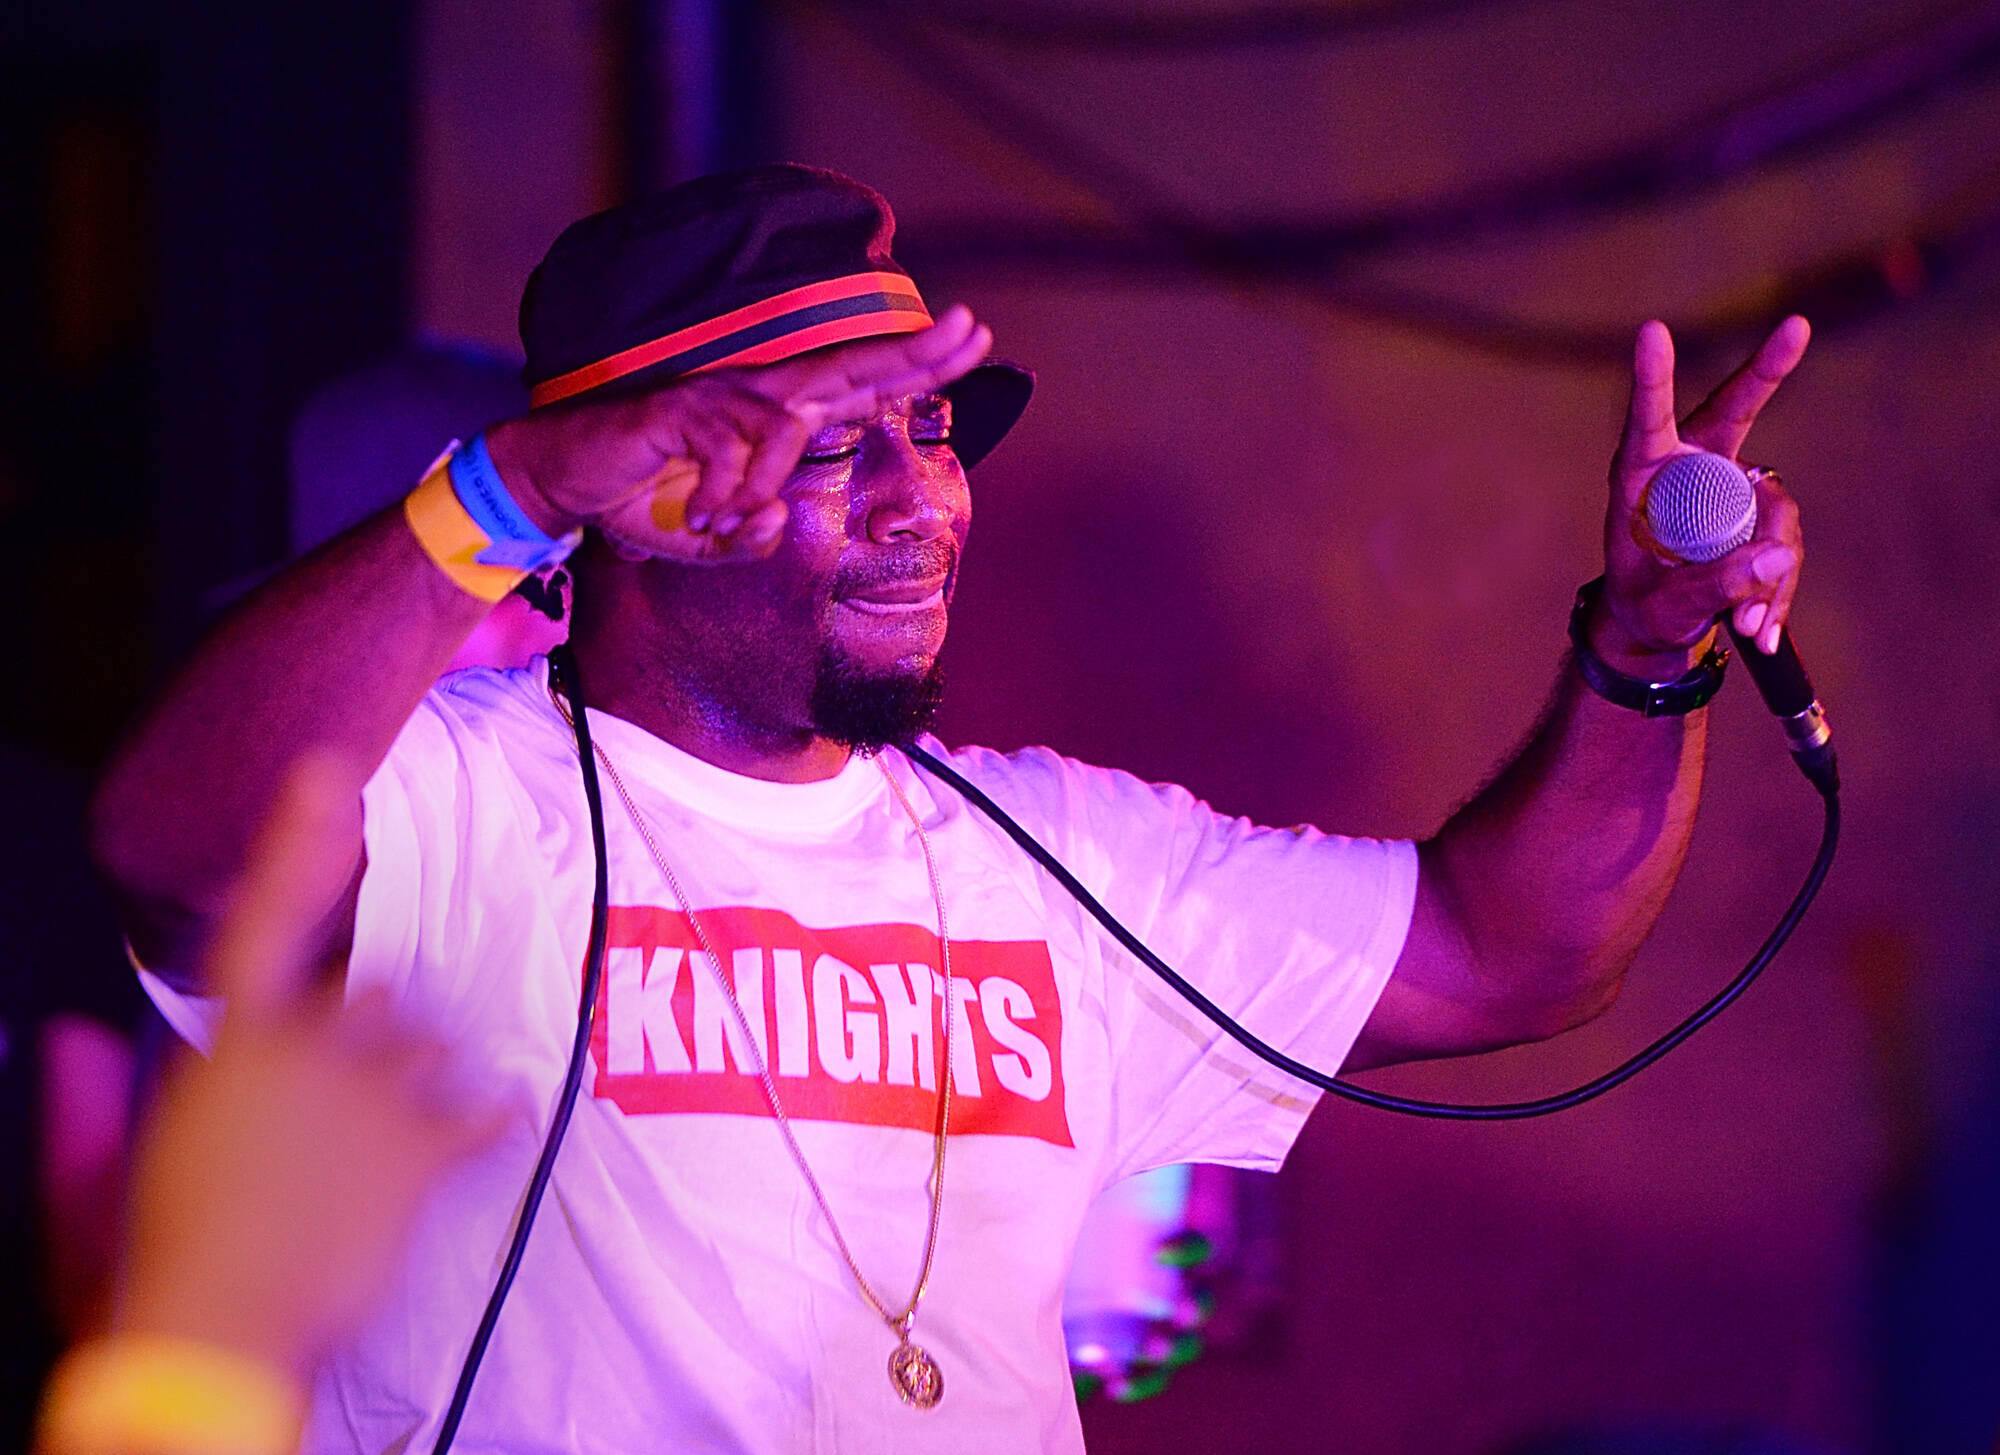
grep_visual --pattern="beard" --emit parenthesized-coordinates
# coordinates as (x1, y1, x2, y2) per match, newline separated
(807, 646, 946, 754)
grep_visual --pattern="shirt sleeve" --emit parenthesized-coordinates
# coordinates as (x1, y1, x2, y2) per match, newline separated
(352, 691, 475, 1009)
(350, 666, 583, 1032)
(946, 747, 1418, 1183)
(124, 690, 479, 1053)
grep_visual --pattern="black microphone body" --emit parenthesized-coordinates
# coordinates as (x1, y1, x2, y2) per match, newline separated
(1724, 623, 1837, 796)
(1644, 452, 1838, 797)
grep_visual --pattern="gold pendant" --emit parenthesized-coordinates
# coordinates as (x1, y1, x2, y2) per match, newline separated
(888, 1338, 944, 1408)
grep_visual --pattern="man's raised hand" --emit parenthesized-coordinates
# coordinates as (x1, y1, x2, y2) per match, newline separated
(1593, 316, 1811, 673)
(485, 305, 993, 565)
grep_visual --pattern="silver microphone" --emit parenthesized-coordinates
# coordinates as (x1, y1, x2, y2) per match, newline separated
(1644, 452, 1757, 562)
(1644, 452, 1836, 795)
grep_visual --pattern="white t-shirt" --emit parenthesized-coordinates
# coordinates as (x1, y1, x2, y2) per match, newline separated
(302, 659, 1417, 1455)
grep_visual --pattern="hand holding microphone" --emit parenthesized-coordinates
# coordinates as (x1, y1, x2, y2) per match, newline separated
(1643, 450, 1836, 794)
(1583, 316, 1833, 793)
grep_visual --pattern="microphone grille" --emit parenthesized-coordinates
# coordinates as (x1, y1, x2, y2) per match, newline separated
(1643, 452, 1757, 563)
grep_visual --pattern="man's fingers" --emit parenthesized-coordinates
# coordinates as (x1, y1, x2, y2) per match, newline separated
(1681, 315, 1810, 459)
(765, 314, 971, 415)
(1615, 321, 1680, 495)
(855, 318, 991, 412)
(711, 498, 789, 558)
(1745, 476, 1802, 653)
(680, 416, 755, 525)
(208, 755, 362, 1023)
(1651, 542, 1796, 635)
(731, 408, 813, 519)
(674, 391, 811, 535)
(778, 306, 989, 424)
(1759, 561, 1801, 655)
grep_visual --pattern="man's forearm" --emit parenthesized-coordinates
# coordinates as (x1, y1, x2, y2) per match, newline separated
(1427, 652, 1707, 1037)
(90, 505, 491, 974)
(1349, 603, 1717, 1074)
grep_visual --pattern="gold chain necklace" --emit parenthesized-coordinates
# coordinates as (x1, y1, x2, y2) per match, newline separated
(553, 686, 955, 1408)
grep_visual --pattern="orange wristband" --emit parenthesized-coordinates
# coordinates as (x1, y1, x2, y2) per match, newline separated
(403, 447, 533, 603)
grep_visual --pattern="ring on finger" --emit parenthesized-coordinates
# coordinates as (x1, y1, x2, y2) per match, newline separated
(1742, 463, 1781, 487)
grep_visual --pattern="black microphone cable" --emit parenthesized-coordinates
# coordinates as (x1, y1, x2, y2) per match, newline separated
(906, 743, 1838, 1122)
(431, 643, 611, 1455)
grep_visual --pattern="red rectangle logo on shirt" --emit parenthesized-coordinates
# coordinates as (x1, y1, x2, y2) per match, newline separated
(588, 905, 1072, 1147)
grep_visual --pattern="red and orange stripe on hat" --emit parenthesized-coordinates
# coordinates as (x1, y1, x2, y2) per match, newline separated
(528, 271, 932, 409)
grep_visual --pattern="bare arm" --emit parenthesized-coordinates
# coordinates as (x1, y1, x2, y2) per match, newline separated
(90, 512, 489, 978)
(90, 310, 994, 982)
(1346, 316, 1811, 1072)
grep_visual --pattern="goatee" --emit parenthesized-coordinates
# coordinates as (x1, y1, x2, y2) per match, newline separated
(808, 648, 946, 754)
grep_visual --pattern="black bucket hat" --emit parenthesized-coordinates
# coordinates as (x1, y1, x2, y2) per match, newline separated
(519, 164, 1032, 469)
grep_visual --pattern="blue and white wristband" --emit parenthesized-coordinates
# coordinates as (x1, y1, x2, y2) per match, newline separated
(446, 433, 584, 571)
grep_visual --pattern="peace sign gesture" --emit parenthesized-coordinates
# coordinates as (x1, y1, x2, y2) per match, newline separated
(1591, 316, 1811, 672)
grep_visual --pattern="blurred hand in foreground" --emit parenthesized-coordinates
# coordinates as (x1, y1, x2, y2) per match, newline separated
(116, 757, 503, 1382)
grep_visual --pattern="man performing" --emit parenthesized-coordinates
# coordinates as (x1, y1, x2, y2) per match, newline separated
(91, 165, 1810, 1454)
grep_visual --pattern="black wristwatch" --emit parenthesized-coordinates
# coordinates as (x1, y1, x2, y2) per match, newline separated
(1567, 577, 1729, 717)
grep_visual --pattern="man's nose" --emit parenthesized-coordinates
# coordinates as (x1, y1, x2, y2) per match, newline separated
(861, 436, 961, 544)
